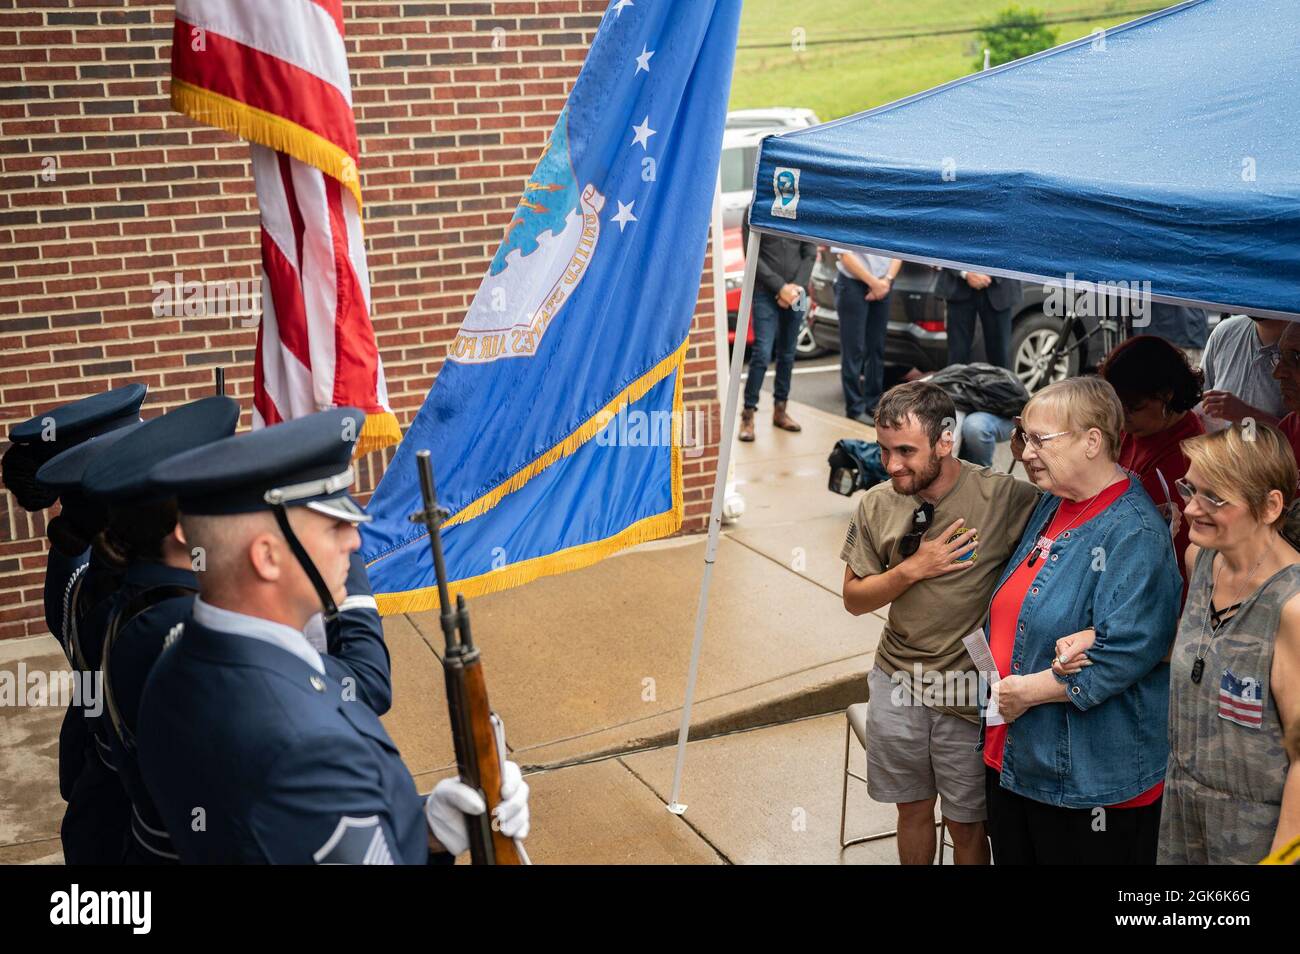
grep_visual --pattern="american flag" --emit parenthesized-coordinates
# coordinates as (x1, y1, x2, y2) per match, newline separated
(1219, 669, 1264, 728)
(169, 0, 398, 455)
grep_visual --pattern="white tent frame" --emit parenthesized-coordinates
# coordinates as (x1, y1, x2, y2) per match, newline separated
(666, 226, 761, 813)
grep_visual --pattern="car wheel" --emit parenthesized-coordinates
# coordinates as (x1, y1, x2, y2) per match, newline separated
(1010, 309, 1079, 393)
(795, 321, 827, 359)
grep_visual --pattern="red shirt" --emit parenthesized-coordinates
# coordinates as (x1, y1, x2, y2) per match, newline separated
(984, 477, 1163, 808)
(1279, 413, 1300, 462)
(1118, 412, 1204, 606)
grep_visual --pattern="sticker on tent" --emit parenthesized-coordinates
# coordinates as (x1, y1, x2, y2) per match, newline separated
(771, 166, 800, 219)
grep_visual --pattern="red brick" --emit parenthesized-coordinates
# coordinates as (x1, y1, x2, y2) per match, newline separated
(1, 1, 721, 641)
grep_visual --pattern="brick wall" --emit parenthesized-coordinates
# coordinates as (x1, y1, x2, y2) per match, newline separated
(0, 1, 723, 640)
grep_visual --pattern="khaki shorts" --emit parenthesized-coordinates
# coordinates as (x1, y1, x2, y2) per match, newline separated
(865, 665, 987, 823)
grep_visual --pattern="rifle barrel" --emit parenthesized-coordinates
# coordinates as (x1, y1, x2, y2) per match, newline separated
(414, 450, 457, 651)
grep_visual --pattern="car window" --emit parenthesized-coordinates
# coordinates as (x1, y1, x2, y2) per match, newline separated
(721, 146, 756, 193)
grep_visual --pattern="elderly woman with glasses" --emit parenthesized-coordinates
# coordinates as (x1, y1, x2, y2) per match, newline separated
(1143, 424, 1299, 863)
(981, 376, 1182, 865)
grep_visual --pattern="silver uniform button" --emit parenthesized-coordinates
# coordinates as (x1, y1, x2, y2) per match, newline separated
(310, 675, 326, 692)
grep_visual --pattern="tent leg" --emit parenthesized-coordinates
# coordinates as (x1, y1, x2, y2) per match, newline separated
(666, 227, 762, 815)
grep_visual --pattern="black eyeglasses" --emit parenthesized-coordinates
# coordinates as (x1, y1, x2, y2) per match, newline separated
(899, 502, 935, 558)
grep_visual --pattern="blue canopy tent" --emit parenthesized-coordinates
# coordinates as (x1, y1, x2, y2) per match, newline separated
(747, 0, 1300, 319)
(667, 0, 1300, 807)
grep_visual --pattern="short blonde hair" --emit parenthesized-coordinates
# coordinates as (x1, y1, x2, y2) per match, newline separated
(1181, 423, 1297, 526)
(1020, 376, 1124, 460)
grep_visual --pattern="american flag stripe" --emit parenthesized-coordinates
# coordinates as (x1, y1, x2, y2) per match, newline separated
(171, 1, 398, 454)
(172, 26, 358, 156)
(1218, 695, 1263, 720)
(176, 0, 354, 105)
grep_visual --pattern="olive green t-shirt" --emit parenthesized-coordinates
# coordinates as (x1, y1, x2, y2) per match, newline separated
(841, 460, 1040, 723)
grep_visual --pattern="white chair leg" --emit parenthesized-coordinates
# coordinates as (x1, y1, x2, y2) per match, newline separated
(840, 712, 898, 849)
(838, 719, 851, 847)
(935, 819, 956, 864)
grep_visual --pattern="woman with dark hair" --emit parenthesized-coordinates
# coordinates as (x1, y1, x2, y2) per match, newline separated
(1100, 334, 1205, 598)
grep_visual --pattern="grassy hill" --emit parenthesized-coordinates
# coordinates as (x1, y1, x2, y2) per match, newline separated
(730, 0, 1164, 120)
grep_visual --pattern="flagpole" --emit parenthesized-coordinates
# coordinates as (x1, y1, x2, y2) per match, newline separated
(666, 225, 761, 814)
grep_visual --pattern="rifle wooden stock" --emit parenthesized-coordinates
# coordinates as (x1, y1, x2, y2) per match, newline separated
(411, 449, 527, 865)
(445, 632, 524, 865)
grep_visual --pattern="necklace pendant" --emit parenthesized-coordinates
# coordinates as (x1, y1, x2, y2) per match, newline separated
(1191, 658, 1204, 684)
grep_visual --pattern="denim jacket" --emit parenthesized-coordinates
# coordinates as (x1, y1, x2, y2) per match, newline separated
(988, 475, 1181, 808)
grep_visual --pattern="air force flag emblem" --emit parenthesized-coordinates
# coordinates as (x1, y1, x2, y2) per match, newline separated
(450, 108, 604, 364)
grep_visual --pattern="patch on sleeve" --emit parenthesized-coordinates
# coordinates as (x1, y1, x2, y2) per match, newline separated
(844, 519, 858, 552)
(313, 815, 395, 865)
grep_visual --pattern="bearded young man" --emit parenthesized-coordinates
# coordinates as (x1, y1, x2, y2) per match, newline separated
(840, 381, 1039, 864)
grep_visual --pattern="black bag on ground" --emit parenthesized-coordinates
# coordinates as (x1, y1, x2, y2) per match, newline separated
(827, 439, 888, 496)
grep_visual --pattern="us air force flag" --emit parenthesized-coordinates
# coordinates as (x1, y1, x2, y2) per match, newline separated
(361, 0, 743, 613)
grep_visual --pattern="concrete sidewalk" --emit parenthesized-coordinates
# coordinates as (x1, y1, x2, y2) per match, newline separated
(1, 397, 910, 864)
(389, 397, 883, 791)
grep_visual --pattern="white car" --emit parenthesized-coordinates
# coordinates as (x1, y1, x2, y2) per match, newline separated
(725, 108, 819, 131)
(720, 108, 820, 229)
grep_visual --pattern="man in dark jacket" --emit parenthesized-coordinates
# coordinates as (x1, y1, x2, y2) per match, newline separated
(941, 270, 1021, 370)
(739, 218, 817, 441)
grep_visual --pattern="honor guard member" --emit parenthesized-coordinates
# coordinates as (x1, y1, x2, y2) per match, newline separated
(137, 408, 530, 864)
(86, 397, 394, 863)
(77, 396, 239, 863)
(37, 427, 146, 864)
(12, 386, 148, 864)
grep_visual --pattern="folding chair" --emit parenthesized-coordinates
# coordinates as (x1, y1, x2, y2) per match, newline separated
(840, 702, 954, 863)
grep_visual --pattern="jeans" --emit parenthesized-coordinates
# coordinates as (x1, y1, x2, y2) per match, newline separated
(743, 288, 802, 411)
(835, 274, 891, 418)
(947, 293, 1012, 369)
(957, 411, 1015, 468)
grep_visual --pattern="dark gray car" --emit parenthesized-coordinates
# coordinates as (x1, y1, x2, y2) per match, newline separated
(807, 248, 1105, 392)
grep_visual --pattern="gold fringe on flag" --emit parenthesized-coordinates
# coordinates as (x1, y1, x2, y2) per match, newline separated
(171, 79, 363, 209)
(355, 410, 402, 458)
(443, 335, 691, 530)
(370, 341, 689, 615)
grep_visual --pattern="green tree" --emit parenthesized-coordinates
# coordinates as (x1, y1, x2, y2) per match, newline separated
(975, 6, 1059, 70)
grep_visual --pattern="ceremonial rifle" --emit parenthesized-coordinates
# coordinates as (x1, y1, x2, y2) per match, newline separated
(409, 449, 528, 865)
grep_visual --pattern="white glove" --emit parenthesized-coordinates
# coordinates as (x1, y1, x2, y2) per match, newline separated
(424, 760, 530, 856)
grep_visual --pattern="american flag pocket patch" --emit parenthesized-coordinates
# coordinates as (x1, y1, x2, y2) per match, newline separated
(1218, 669, 1264, 728)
